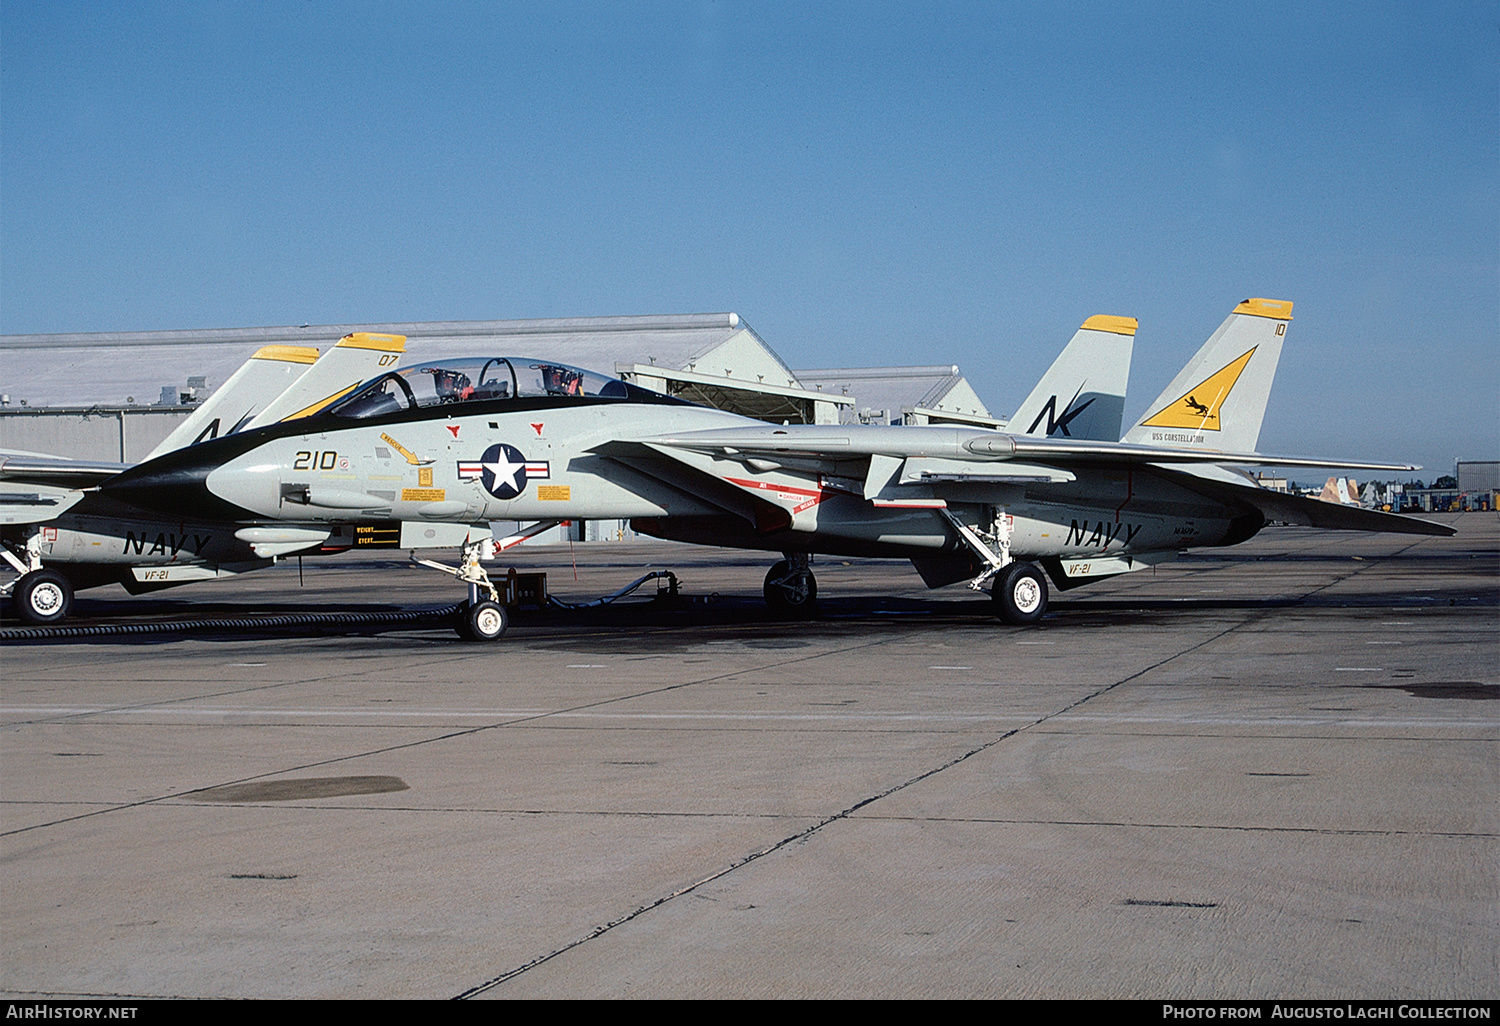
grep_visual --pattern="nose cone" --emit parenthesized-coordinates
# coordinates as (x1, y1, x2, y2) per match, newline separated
(100, 438, 260, 521)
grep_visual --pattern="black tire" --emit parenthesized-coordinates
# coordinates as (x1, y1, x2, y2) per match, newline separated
(456, 599, 508, 641)
(992, 562, 1048, 625)
(763, 559, 817, 617)
(15, 568, 73, 626)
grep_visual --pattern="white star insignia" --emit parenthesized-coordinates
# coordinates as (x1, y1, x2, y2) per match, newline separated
(484, 452, 526, 492)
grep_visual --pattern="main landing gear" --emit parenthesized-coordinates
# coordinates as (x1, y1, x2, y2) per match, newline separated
(2, 532, 73, 626)
(991, 561, 1048, 626)
(764, 554, 817, 618)
(936, 506, 1050, 626)
(11, 568, 74, 626)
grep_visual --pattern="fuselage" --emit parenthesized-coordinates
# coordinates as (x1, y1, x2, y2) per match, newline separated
(97, 380, 1262, 582)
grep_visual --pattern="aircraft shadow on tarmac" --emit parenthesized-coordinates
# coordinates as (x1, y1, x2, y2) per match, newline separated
(2, 581, 1492, 645)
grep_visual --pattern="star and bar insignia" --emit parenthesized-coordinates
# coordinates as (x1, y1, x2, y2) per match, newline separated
(457, 444, 550, 500)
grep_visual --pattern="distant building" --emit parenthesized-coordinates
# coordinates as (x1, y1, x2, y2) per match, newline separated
(0, 314, 856, 461)
(793, 365, 1002, 429)
(1457, 461, 1499, 511)
(1403, 487, 1461, 512)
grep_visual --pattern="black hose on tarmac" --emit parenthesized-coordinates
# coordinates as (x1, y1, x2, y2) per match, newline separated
(0, 605, 466, 641)
(2, 569, 684, 639)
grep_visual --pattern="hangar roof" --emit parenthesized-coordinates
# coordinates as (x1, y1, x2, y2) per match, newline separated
(0, 314, 844, 420)
(794, 365, 1002, 428)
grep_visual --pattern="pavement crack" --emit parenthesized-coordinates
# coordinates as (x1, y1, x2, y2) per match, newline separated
(452, 614, 1255, 998)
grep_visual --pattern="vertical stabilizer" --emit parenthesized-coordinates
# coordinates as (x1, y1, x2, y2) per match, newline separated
(1010, 314, 1135, 440)
(1123, 298, 1291, 453)
(1320, 476, 1360, 505)
(143, 345, 319, 461)
(244, 333, 406, 428)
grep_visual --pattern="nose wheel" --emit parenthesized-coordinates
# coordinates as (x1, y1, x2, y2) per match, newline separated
(456, 599, 508, 642)
(992, 562, 1047, 625)
(764, 557, 817, 618)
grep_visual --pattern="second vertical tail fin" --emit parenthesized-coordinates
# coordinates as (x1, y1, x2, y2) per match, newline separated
(1123, 298, 1291, 453)
(142, 345, 320, 461)
(244, 332, 406, 428)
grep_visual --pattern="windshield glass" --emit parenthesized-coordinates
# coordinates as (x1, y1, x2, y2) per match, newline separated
(326, 358, 632, 419)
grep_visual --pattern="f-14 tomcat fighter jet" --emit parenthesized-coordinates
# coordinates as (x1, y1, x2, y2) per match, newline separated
(0, 311, 1135, 633)
(7, 300, 1450, 639)
(0, 333, 408, 623)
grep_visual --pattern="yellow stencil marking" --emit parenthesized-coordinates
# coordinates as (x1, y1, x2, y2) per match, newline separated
(1141, 348, 1256, 432)
(401, 488, 446, 502)
(537, 485, 571, 501)
(418, 467, 433, 487)
(380, 433, 425, 466)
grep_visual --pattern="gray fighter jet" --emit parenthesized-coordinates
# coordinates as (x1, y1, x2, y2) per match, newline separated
(3, 300, 1449, 638)
(1, 313, 1136, 631)
(1, 333, 410, 621)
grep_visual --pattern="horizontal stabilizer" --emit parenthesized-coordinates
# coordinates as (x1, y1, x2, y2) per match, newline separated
(1249, 490, 1453, 536)
(1157, 466, 1454, 537)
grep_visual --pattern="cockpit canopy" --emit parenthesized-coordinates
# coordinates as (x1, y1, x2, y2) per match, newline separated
(324, 358, 645, 419)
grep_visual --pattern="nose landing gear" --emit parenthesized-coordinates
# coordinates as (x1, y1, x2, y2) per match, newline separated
(457, 595, 508, 642)
(413, 536, 509, 641)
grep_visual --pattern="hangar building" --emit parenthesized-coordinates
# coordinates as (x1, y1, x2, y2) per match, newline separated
(793, 365, 1001, 429)
(0, 314, 859, 462)
(1, 314, 1000, 542)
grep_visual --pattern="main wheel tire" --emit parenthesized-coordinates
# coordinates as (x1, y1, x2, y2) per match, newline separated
(992, 562, 1048, 625)
(456, 599, 508, 641)
(763, 559, 817, 618)
(15, 568, 73, 626)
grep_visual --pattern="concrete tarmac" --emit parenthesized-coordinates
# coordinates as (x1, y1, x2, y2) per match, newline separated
(1, 514, 1495, 999)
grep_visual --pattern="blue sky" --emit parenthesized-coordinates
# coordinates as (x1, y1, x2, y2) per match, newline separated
(3, 1, 1495, 475)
